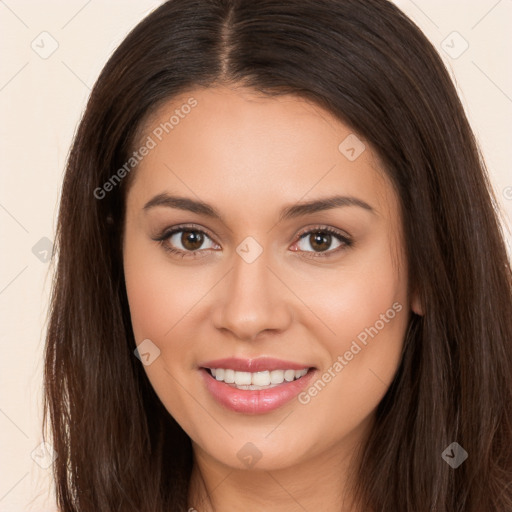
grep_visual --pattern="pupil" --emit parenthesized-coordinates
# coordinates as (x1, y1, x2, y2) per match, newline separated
(182, 231, 203, 251)
(310, 232, 331, 252)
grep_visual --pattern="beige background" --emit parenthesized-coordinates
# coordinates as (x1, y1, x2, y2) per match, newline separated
(0, 1, 511, 510)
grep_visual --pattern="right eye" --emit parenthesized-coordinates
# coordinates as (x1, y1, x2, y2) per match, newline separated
(153, 225, 220, 258)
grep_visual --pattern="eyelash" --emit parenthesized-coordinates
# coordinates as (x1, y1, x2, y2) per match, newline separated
(152, 224, 353, 260)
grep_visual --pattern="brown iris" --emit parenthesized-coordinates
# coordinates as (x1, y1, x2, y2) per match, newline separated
(181, 230, 204, 251)
(309, 232, 331, 252)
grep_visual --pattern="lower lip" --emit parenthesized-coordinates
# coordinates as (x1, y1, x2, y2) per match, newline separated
(200, 368, 317, 414)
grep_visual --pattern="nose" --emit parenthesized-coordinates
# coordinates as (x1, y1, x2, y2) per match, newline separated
(211, 249, 294, 342)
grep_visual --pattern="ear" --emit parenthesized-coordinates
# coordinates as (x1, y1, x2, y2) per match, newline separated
(411, 290, 423, 316)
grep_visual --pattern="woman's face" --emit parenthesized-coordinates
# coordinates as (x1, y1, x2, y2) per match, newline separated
(123, 85, 417, 472)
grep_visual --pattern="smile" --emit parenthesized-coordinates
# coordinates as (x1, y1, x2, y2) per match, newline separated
(199, 357, 317, 414)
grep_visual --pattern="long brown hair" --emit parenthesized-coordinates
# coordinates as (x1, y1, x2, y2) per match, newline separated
(43, 0, 512, 510)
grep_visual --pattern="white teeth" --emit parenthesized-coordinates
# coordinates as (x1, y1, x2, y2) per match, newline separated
(284, 369, 295, 382)
(208, 367, 309, 389)
(270, 369, 285, 384)
(234, 371, 252, 386)
(295, 369, 308, 379)
(252, 371, 270, 386)
(224, 368, 235, 383)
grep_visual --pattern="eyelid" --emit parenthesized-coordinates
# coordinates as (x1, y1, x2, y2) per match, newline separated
(295, 224, 351, 241)
(155, 223, 218, 243)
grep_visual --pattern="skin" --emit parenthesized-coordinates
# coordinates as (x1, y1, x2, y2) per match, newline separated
(122, 85, 422, 512)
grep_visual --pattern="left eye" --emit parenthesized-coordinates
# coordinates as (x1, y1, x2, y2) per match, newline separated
(293, 229, 349, 254)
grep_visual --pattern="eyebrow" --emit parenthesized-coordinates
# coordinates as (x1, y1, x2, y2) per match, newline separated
(143, 193, 375, 221)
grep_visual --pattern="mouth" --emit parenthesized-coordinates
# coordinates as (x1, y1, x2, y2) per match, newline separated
(198, 357, 317, 414)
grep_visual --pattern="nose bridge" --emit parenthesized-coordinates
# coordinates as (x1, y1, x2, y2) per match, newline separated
(212, 244, 293, 340)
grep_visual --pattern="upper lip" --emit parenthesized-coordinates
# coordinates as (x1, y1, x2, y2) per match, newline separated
(199, 357, 313, 373)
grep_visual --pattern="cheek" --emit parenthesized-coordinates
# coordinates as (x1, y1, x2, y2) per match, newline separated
(322, 265, 406, 348)
(292, 241, 409, 437)
(123, 243, 204, 423)
(124, 240, 203, 344)
(300, 248, 407, 455)
(295, 230, 408, 359)
(124, 256, 169, 343)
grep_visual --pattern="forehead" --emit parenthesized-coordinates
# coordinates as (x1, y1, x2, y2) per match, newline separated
(127, 85, 396, 221)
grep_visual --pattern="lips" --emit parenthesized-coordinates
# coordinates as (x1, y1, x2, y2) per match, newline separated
(199, 357, 317, 414)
